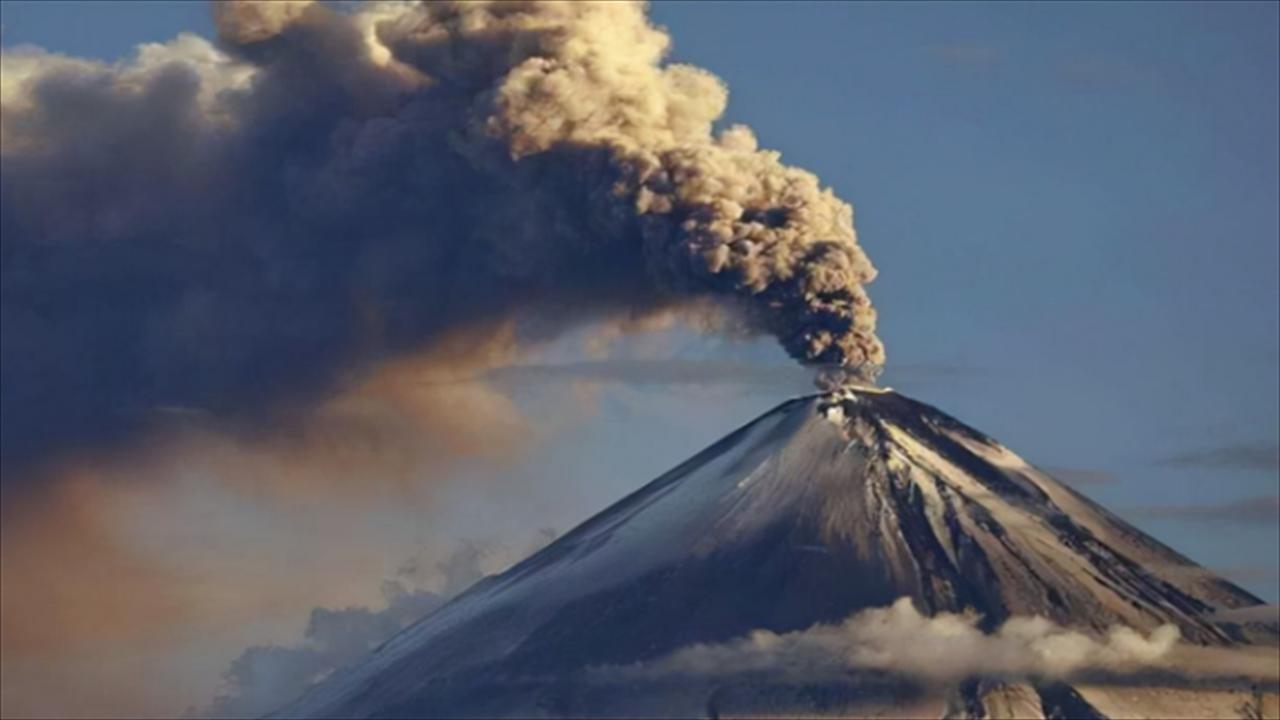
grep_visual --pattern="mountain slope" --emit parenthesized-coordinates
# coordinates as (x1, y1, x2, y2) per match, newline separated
(277, 388, 1270, 718)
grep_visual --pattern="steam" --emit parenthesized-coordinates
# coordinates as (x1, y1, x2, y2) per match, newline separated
(0, 0, 882, 477)
(607, 597, 1182, 683)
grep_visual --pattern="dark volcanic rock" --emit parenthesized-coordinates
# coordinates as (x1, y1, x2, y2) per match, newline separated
(276, 388, 1270, 719)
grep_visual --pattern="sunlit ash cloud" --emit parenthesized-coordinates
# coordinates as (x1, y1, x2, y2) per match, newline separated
(0, 2, 886, 716)
(0, 0, 884, 483)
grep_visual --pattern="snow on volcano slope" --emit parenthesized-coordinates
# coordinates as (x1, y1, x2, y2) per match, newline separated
(276, 389, 1274, 719)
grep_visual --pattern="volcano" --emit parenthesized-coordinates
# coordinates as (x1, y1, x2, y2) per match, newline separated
(277, 388, 1277, 719)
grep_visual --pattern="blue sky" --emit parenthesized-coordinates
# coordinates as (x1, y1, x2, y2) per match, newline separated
(2, 0, 1276, 601)
(649, 1, 1280, 597)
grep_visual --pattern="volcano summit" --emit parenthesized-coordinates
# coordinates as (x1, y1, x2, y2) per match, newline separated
(278, 388, 1278, 719)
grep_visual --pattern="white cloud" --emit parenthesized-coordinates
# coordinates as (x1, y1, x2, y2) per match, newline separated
(605, 597, 1183, 683)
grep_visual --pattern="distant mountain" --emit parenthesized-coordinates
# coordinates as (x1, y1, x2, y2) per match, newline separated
(277, 388, 1276, 719)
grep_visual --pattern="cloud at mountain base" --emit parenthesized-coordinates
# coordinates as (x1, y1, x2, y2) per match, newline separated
(601, 597, 1183, 684)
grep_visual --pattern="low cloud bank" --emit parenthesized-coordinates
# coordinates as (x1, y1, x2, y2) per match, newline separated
(204, 582, 446, 718)
(204, 532, 556, 718)
(606, 598, 1182, 684)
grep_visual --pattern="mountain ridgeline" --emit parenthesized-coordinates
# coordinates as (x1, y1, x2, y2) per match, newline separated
(277, 388, 1275, 719)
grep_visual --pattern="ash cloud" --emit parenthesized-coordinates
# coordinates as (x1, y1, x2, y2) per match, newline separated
(485, 359, 811, 389)
(480, 359, 982, 391)
(604, 597, 1183, 684)
(0, 0, 883, 479)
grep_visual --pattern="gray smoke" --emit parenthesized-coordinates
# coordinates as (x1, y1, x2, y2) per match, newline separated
(0, 0, 882, 478)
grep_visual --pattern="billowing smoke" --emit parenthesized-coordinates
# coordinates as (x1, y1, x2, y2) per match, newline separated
(0, 0, 882, 479)
(606, 597, 1183, 683)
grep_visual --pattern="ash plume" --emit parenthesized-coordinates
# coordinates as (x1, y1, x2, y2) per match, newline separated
(0, 0, 883, 478)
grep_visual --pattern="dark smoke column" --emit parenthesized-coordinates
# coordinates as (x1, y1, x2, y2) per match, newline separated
(466, 2, 886, 377)
(0, 0, 885, 474)
(220, 0, 889, 374)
